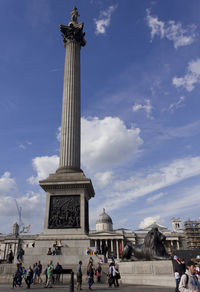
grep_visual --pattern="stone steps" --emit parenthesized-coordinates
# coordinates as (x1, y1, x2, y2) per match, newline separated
(22, 245, 106, 267)
(24, 246, 85, 256)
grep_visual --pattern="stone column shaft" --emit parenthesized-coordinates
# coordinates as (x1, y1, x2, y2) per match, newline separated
(59, 40, 81, 172)
(111, 239, 113, 252)
(116, 240, 119, 259)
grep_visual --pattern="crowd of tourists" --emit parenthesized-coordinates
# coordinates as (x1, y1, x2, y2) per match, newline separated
(76, 256, 120, 291)
(173, 256, 200, 292)
(12, 261, 63, 289)
(12, 257, 120, 290)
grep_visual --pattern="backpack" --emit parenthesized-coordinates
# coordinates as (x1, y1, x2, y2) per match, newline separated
(184, 273, 198, 287)
(87, 265, 90, 275)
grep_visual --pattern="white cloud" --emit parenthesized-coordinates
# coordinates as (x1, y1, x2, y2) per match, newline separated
(132, 99, 153, 118)
(169, 96, 185, 112)
(165, 21, 196, 48)
(146, 9, 165, 40)
(27, 155, 59, 184)
(0, 171, 44, 233)
(164, 120, 200, 138)
(0, 191, 43, 217)
(139, 215, 161, 229)
(17, 191, 45, 218)
(19, 144, 26, 150)
(81, 117, 143, 170)
(138, 184, 200, 220)
(95, 156, 200, 213)
(115, 156, 200, 194)
(146, 9, 197, 48)
(29, 116, 143, 183)
(18, 141, 32, 150)
(146, 192, 164, 203)
(94, 171, 114, 188)
(173, 59, 200, 92)
(0, 172, 17, 196)
(94, 5, 117, 34)
(56, 126, 61, 142)
(0, 190, 45, 234)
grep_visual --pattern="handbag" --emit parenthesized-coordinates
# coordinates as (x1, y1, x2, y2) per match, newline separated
(108, 276, 114, 285)
(116, 272, 121, 279)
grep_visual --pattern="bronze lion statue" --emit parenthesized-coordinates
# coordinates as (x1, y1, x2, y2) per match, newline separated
(121, 242, 133, 260)
(122, 227, 170, 261)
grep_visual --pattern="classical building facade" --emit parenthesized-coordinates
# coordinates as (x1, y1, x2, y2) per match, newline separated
(88, 209, 186, 260)
(89, 208, 136, 259)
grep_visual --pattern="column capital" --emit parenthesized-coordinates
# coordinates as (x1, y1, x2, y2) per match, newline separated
(60, 7, 86, 47)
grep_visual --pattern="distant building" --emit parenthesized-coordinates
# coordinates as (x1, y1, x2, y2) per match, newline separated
(89, 208, 136, 259)
(172, 217, 182, 232)
(89, 210, 186, 259)
(184, 219, 200, 249)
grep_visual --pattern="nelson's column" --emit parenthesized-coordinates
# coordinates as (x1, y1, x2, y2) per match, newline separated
(40, 7, 95, 237)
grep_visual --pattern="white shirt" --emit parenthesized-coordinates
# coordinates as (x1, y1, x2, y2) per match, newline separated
(175, 272, 180, 279)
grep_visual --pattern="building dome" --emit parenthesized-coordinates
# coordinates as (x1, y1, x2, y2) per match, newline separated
(96, 208, 113, 232)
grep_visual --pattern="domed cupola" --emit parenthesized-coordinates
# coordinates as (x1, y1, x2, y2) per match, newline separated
(96, 208, 113, 232)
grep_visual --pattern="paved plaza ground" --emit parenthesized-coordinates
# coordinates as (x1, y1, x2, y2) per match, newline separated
(0, 283, 175, 292)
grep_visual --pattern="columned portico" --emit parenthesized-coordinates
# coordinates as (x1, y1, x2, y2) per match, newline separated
(89, 236, 132, 260)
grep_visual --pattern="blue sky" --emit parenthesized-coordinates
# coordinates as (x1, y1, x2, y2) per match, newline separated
(1, 0, 200, 234)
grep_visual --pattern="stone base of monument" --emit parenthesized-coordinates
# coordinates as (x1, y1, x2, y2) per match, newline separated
(0, 264, 16, 284)
(119, 260, 175, 288)
(23, 238, 91, 266)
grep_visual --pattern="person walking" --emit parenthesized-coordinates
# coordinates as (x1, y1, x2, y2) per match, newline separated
(115, 265, 120, 287)
(37, 261, 43, 283)
(13, 264, 22, 288)
(22, 266, 27, 285)
(88, 262, 94, 290)
(26, 266, 33, 289)
(77, 260, 82, 291)
(96, 262, 102, 283)
(33, 262, 38, 284)
(45, 261, 54, 288)
(108, 263, 116, 287)
(44, 264, 49, 284)
(55, 262, 62, 283)
(173, 256, 183, 292)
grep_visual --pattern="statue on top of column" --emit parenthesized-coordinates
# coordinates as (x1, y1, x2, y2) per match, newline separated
(60, 6, 86, 47)
(70, 6, 80, 24)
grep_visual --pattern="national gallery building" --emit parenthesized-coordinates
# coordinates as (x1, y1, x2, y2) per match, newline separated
(88, 209, 186, 259)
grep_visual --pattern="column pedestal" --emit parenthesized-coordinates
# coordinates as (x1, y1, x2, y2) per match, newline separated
(40, 171, 94, 236)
